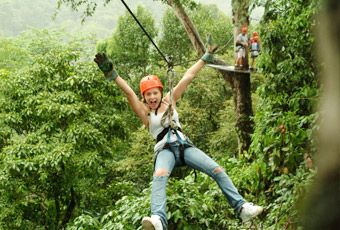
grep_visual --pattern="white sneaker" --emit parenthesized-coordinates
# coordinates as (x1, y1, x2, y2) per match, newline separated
(142, 215, 163, 230)
(240, 202, 263, 223)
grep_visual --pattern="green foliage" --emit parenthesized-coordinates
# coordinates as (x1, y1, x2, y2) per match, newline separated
(0, 30, 131, 228)
(243, 0, 320, 228)
(67, 214, 101, 230)
(66, 187, 151, 230)
(66, 174, 238, 230)
(166, 175, 234, 229)
(178, 68, 231, 151)
(110, 127, 154, 191)
(250, 0, 319, 178)
(191, 4, 233, 53)
(208, 100, 238, 159)
(263, 167, 316, 229)
(102, 5, 158, 78)
(159, 4, 233, 67)
(0, 0, 322, 229)
(0, 37, 30, 71)
(159, 9, 193, 65)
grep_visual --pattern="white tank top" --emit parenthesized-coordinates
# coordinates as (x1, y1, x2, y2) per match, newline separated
(149, 106, 186, 152)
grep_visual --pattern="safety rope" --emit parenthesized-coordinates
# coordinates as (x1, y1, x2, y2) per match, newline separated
(167, 63, 175, 129)
(160, 64, 177, 129)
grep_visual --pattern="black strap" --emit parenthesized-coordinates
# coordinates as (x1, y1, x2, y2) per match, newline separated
(156, 127, 182, 143)
(155, 126, 185, 165)
(179, 144, 185, 163)
(155, 126, 185, 166)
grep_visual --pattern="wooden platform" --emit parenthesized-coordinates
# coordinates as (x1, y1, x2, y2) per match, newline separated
(207, 64, 252, 74)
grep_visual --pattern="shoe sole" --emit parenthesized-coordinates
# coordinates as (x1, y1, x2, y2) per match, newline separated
(242, 207, 264, 223)
(142, 219, 155, 230)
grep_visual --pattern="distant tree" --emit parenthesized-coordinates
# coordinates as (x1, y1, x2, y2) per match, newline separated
(0, 37, 30, 71)
(159, 4, 232, 67)
(159, 9, 193, 66)
(103, 5, 158, 78)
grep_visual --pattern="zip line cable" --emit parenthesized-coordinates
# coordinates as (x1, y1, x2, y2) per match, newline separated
(173, 34, 234, 67)
(215, 33, 234, 54)
(120, 0, 172, 68)
(173, 32, 234, 67)
(120, 0, 236, 70)
(120, 0, 236, 74)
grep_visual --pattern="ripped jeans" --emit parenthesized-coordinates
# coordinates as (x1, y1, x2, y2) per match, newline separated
(151, 141, 245, 229)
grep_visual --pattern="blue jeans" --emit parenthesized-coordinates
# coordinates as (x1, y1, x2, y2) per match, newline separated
(151, 141, 245, 229)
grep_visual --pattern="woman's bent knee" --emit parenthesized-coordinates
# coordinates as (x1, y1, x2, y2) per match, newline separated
(213, 166, 224, 174)
(154, 168, 169, 176)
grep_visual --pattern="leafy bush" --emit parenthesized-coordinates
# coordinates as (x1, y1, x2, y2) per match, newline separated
(0, 30, 131, 229)
(263, 167, 316, 229)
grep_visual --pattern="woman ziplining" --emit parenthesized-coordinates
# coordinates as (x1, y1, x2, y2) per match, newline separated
(93, 1, 263, 229)
(93, 43, 263, 230)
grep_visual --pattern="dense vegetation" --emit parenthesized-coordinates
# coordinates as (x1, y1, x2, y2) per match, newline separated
(0, 0, 319, 229)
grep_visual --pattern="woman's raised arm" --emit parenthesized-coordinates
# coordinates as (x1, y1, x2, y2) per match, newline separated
(94, 53, 149, 126)
(169, 44, 217, 103)
(170, 59, 206, 103)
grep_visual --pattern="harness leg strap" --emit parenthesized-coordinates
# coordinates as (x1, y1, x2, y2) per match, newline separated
(179, 144, 185, 164)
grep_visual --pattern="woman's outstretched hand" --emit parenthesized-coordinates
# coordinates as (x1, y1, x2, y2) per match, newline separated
(94, 52, 118, 81)
(201, 34, 218, 64)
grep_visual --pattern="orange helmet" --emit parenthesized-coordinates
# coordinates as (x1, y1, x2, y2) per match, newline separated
(253, 31, 259, 37)
(241, 26, 248, 33)
(140, 75, 163, 95)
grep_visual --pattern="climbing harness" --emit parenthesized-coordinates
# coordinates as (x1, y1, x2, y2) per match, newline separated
(159, 62, 192, 165)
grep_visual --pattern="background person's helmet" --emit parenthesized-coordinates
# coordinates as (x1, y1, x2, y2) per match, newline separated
(140, 75, 163, 96)
(253, 31, 259, 37)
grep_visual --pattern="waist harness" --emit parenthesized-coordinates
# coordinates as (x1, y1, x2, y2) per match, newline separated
(156, 126, 191, 164)
(154, 127, 197, 181)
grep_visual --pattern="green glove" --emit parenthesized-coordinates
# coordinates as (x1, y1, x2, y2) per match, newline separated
(94, 52, 118, 81)
(201, 34, 218, 63)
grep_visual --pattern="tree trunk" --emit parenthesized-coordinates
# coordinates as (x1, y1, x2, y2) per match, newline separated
(61, 187, 77, 228)
(232, 0, 250, 69)
(54, 188, 60, 229)
(167, 0, 254, 154)
(231, 72, 253, 154)
(302, 0, 340, 228)
(167, 0, 205, 55)
(231, 0, 253, 154)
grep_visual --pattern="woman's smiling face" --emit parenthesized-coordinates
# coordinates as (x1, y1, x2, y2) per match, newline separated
(144, 87, 162, 110)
